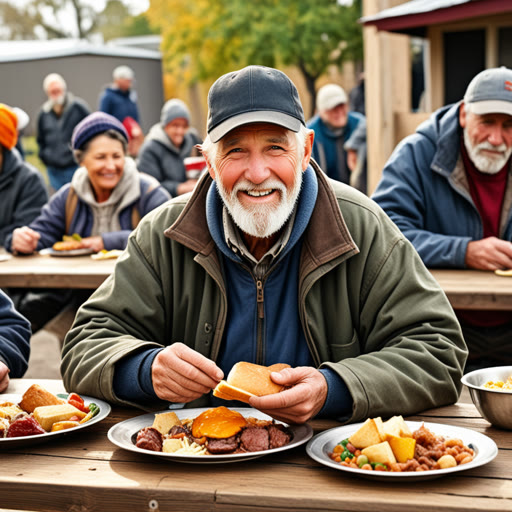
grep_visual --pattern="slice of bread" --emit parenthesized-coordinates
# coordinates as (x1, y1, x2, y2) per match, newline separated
(18, 384, 65, 413)
(213, 362, 290, 404)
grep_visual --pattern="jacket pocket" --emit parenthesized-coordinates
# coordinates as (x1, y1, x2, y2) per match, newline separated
(330, 331, 361, 361)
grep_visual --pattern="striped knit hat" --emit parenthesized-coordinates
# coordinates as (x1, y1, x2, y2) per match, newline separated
(0, 104, 18, 150)
(71, 111, 128, 150)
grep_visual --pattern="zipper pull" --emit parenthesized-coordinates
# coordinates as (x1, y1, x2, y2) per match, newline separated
(256, 280, 264, 319)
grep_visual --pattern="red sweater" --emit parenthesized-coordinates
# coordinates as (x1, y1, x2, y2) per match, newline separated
(458, 140, 510, 327)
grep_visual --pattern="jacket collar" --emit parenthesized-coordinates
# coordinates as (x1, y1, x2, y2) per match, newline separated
(165, 159, 358, 267)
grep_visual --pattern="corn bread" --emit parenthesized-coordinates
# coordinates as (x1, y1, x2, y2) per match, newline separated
(33, 404, 86, 431)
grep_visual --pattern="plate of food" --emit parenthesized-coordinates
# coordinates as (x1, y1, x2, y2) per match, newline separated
(108, 406, 313, 463)
(306, 415, 498, 481)
(40, 246, 94, 257)
(0, 384, 111, 449)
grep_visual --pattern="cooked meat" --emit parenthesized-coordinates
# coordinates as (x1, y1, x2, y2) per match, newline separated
(6, 415, 46, 437)
(135, 427, 163, 452)
(268, 423, 292, 449)
(169, 425, 190, 437)
(240, 427, 269, 452)
(207, 435, 239, 454)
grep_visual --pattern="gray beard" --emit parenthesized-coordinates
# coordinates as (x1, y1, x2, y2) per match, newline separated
(463, 129, 512, 174)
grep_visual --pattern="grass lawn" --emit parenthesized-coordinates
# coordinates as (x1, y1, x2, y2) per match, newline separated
(21, 135, 48, 185)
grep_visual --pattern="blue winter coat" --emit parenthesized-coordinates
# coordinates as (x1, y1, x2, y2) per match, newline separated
(99, 87, 140, 124)
(0, 149, 48, 246)
(307, 111, 365, 183)
(0, 289, 31, 378)
(4, 172, 170, 252)
(372, 102, 512, 268)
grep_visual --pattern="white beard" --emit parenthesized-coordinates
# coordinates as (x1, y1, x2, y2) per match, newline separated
(463, 129, 512, 174)
(216, 166, 303, 239)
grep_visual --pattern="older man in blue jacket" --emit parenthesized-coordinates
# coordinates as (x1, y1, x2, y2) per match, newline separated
(372, 67, 512, 372)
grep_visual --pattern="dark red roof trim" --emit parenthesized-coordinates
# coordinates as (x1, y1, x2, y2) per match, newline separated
(364, 0, 512, 33)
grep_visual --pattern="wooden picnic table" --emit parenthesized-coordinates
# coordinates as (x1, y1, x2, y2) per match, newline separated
(430, 268, 512, 310)
(1, 379, 511, 512)
(0, 252, 116, 289)
(1, 252, 512, 312)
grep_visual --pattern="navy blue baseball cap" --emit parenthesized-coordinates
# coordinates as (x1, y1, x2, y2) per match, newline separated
(207, 65, 306, 143)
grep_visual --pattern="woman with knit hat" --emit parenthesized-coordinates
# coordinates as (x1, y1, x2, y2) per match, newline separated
(0, 104, 48, 247)
(5, 112, 170, 332)
(137, 98, 203, 196)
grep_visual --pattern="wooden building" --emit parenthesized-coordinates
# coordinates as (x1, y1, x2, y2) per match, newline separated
(361, 0, 512, 193)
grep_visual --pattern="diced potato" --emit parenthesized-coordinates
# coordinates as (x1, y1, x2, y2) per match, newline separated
(383, 415, 412, 439)
(152, 411, 182, 435)
(361, 441, 397, 466)
(374, 417, 386, 441)
(387, 434, 416, 463)
(33, 404, 86, 431)
(162, 438, 183, 453)
(349, 418, 383, 449)
(438, 454, 457, 469)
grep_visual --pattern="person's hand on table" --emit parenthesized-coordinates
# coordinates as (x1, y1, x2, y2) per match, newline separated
(465, 237, 512, 270)
(152, 342, 224, 403)
(0, 362, 10, 393)
(11, 226, 40, 254)
(80, 236, 104, 253)
(249, 366, 328, 424)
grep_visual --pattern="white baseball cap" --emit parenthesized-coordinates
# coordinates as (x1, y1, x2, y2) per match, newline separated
(316, 84, 348, 112)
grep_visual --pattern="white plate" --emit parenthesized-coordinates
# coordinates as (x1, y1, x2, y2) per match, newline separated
(108, 407, 313, 464)
(0, 393, 111, 449)
(306, 420, 498, 481)
(39, 247, 94, 257)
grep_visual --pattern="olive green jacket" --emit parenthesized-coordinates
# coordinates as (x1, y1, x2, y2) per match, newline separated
(61, 161, 467, 422)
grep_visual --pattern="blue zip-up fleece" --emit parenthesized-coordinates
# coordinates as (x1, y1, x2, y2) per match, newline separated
(113, 167, 352, 417)
(0, 148, 48, 246)
(4, 168, 170, 252)
(0, 289, 31, 377)
(307, 111, 365, 183)
(99, 86, 140, 124)
(372, 102, 512, 268)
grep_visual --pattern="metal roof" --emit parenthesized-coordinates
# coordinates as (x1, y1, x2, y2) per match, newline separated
(361, 0, 512, 36)
(0, 38, 161, 63)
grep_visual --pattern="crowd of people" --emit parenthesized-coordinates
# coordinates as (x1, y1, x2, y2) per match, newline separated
(1, 62, 511, 425)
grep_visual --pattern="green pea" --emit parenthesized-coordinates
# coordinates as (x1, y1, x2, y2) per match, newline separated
(357, 454, 369, 467)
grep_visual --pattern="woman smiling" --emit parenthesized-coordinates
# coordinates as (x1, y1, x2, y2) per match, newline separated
(8, 112, 170, 255)
(5, 112, 170, 333)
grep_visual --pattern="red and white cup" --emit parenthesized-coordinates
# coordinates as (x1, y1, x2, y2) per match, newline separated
(184, 156, 207, 179)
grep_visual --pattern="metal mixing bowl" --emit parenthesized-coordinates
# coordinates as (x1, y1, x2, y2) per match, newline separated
(461, 366, 512, 430)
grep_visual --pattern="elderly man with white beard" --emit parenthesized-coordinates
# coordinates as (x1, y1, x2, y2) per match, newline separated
(373, 66, 512, 373)
(61, 65, 466, 424)
(36, 73, 90, 191)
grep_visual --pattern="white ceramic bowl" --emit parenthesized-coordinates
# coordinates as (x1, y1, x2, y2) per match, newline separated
(461, 366, 512, 430)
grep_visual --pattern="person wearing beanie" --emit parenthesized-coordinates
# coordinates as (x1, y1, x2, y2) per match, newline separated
(137, 98, 202, 196)
(36, 73, 91, 191)
(307, 83, 366, 193)
(0, 103, 48, 247)
(373, 66, 512, 372)
(61, 65, 465, 427)
(99, 65, 140, 126)
(6, 111, 170, 333)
